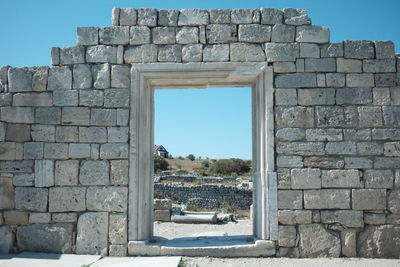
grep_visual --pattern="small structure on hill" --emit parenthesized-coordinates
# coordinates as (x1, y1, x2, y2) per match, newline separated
(154, 145, 169, 158)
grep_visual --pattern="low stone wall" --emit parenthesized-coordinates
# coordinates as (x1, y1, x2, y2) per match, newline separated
(154, 183, 252, 210)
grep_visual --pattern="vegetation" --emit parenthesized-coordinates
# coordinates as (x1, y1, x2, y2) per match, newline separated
(220, 199, 236, 214)
(154, 155, 169, 174)
(208, 158, 251, 177)
(186, 202, 201, 212)
(186, 154, 196, 161)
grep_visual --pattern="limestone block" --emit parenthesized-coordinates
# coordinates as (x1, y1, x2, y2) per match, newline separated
(91, 63, 110, 89)
(47, 66, 72, 90)
(79, 90, 103, 107)
(364, 213, 386, 225)
(356, 142, 383, 157)
(4, 211, 28, 224)
(321, 210, 363, 228)
(111, 65, 130, 88)
(305, 58, 336, 72)
(35, 107, 60, 125)
(100, 143, 128, 159)
(15, 187, 47, 212)
(55, 160, 79, 185)
(352, 189, 386, 210)
(278, 225, 296, 247)
(112, 8, 120, 26)
(119, 8, 137, 26)
(364, 170, 393, 189)
(138, 8, 157, 27)
(8, 67, 32, 92)
(265, 43, 299, 62)
(154, 199, 172, 210)
(316, 106, 358, 128)
(337, 87, 372, 105)
(0, 93, 12, 106)
(110, 160, 128, 185)
(358, 107, 383, 128)
(13, 173, 34, 186)
(306, 128, 342, 142)
(230, 9, 253, 24)
(304, 189, 350, 209)
(5, 124, 30, 142)
(29, 213, 51, 223)
(363, 59, 396, 73)
(389, 87, 400, 105)
(80, 160, 109, 185)
(374, 41, 395, 59)
(325, 73, 345, 87)
(158, 9, 179, 26)
(56, 126, 78, 142)
(104, 89, 130, 108)
(155, 210, 171, 222)
(275, 128, 305, 141)
(321, 170, 361, 188)
(158, 44, 182, 62)
(76, 212, 108, 254)
(1, 107, 34, 124)
(109, 213, 127, 244)
(0, 160, 34, 173)
(278, 190, 303, 209)
(152, 27, 176, 44)
(0, 122, 5, 142)
(273, 62, 296, 73)
(0, 142, 16, 160)
(277, 142, 324, 156)
(276, 156, 303, 168)
(271, 24, 295, 43)
(260, 8, 283, 24)
(44, 143, 68, 159)
(53, 90, 78, 106)
(91, 109, 117, 126)
(296, 26, 329, 44)
(59, 46, 85, 64)
(176, 27, 199, 44)
(206, 24, 236, 44)
(199, 26, 206, 44)
(387, 214, 400, 224)
(384, 142, 400, 157)
(383, 106, 400, 127)
(388, 190, 400, 214)
(321, 43, 343, 57)
(209, 9, 231, 24)
(296, 58, 305, 72)
(117, 109, 129, 126)
(275, 73, 316, 88)
(374, 157, 400, 168)
(35, 160, 54, 187)
(339, 230, 356, 257)
(372, 129, 400, 141)
(0, 66, 9, 86)
(182, 44, 202, 62)
(73, 64, 92, 89)
(336, 58, 361, 73)
(300, 43, 319, 58)
(91, 144, 100, 160)
(99, 26, 129, 45)
(107, 127, 129, 143)
(17, 223, 73, 253)
(275, 89, 297, 105)
(129, 26, 151, 45)
(238, 24, 271, 43)
(344, 40, 375, 59)
(283, 8, 311, 26)
(203, 44, 229, 62)
(51, 47, 60, 65)
(77, 27, 98, 45)
(343, 129, 371, 141)
(52, 213, 77, 223)
(86, 45, 117, 63)
(69, 143, 91, 159)
(275, 106, 314, 127)
(0, 177, 14, 209)
(109, 245, 127, 257)
(30, 66, 48, 92)
(86, 186, 128, 212)
(358, 225, 400, 258)
(325, 141, 356, 155)
(290, 168, 321, 189)
(278, 169, 291, 189)
(230, 43, 265, 62)
(79, 126, 107, 143)
(375, 73, 397, 87)
(23, 142, 43, 159)
(0, 226, 14, 253)
(62, 107, 90, 125)
(298, 88, 335, 105)
(299, 224, 340, 257)
(344, 157, 372, 169)
(124, 44, 157, 63)
(278, 210, 312, 225)
(49, 187, 86, 212)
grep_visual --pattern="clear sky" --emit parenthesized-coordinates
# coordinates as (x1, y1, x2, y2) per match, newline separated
(1, 0, 399, 159)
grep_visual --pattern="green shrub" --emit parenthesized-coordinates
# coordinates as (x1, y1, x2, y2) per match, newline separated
(208, 158, 251, 177)
(154, 155, 169, 173)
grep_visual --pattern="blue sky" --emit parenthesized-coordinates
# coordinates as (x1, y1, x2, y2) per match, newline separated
(1, 0, 399, 159)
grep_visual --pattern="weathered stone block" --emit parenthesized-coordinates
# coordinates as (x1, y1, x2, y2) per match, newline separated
(337, 87, 372, 105)
(230, 9, 253, 24)
(278, 190, 303, 209)
(203, 44, 229, 62)
(275, 107, 314, 127)
(299, 224, 340, 257)
(47, 66, 72, 90)
(321, 210, 363, 228)
(55, 160, 79, 185)
(388, 190, 400, 214)
(275, 89, 297, 106)
(14, 92, 52, 108)
(109, 245, 127, 257)
(321, 170, 360, 188)
(154, 210, 171, 222)
(17, 223, 73, 253)
(91, 108, 117, 126)
(336, 58, 362, 73)
(372, 87, 390, 105)
(44, 143, 68, 159)
(129, 26, 151, 45)
(91, 63, 110, 89)
(158, 44, 182, 62)
(77, 27, 99, 45)
(278, 168, 291, 189)
(283, 8, 311, 26)
(99, 26, 129, 45)
(158, 9, 178, 26)
(209, 9, 230, 24)
(79, 126, 107, 143)
(305, 58, 336, 72)
(273, 62, 296, 73)
(0, 226, 14, 253)
(277, 142, 324, 156)
(358, 106, 383, 127)
(53, 90, 78, 106)
(375, 73, 397, 87)
(91, 144, 100, 160)
(374, 157, 400, 169)
(271, 24, 295, 43)
(23, 142, 43, 159)
(137, 8, 157, 27)
(100, 143, 129, 159)
(79, 90, 103, 107)
(55, 126, 78, 143)
(61, 107, 89, 125)
(316, 106, 358, 128)
(109, 213, 127, 244)
(358, 225, 400, 258)
(124, 44, 157, 63)
(35, 107, 61, 125)
(107, 127, 129, 143)
(238, 24, 270, 43)
(178, 8, 208, 26)
(86, 45, 117, 63)
(119, 8, 137, 26)
(13, 173, 34, 186)
(278, 210, 312, 225)
(298, 88, 335, 105)
(344, 157, 372, 169)
(182, 44, 202, 62)
(357, 142, 383, 156)
(260, 8, 283, 24)
(49, 187, 86, 212)
(352, 189, 386, 210)
(275, 73, 316, 88)
(296, 26, 329, 44)
(29, 213, 51, 224)
(340, 230, 357, 257)
(8, 67, 32, 92)
(278, 225, 296, 247)
(0, 142, 17, 160)
(0, 160, 34, 173)
(4, 210, 28, 224)
(80, 160, 109, 185)
(87, 186, 128, 212)
(365, 59, 396, 73)
(364, 170, 393, 189)
(389, 87, 400, 105)
(384, 142, 400, 157)
(374, 41, 395, 59)
(35, 160, 54, 187)
(59, 46, 85, 65)
(325, 141, 356, 155)
(344, 40, 375, 59)
(69, 143, 91, 159)
(364, 213, 386, 225)
(52, 213, 77, 223)
(51, 47, 60, 65)
(300, 43, 319, 58)
(291, 168, 321, 189)
(15, 187, 47, 212)
(206, 24, 236, 44)
(5, 124, 30, 142)
(176, 27, 198, 44)
(0, 177, 14, 209)
(230, 43, 265, 62)
(76, 212, 108, 255)
(321, 43, 343, 57)
(304, 157, 344, 169)
(277, 156, 303, 168)
(346, 73, 375, 87)
(72, 64, 91, 89)
(306, 128, 342, 142)
(276, 128, 305, 141)
(1, 107, 34, 124)
(383, 106, 400, 126)
(110, 65, 130, 89)
(104, 89, 130, 108)
(110, 160, 128, 185)
(304, 189, 350, 209)
(265, 43, 299, 62)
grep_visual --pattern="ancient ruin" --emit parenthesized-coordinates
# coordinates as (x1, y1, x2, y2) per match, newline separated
(0, 7, 399, 258)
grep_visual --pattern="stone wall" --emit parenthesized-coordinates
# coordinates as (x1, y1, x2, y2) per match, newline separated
(0, 7, 399, 258)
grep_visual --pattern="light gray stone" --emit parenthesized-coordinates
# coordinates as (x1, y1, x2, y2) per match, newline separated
(316, 106, 358, 128)
(91, 144, 100, 160)
(278, 169, 291, 189)
(109, 245, 127, 257)
(99, 26, 129, 45)
(277, 156, 303, 168)
(91, 108, 117, 126)
(343, 129, 371, 141)
(300, 43, 319, 58)
(364, 170, 393, 189)
(0, 66, 9, 87)
(52, 213, 77, 223)
(59, 46, 85, 64)
(390, 87, 400, 105)
(51, 47, 60, 65)
(278, 210, 312, 225)
(291, 168, 321, 189)
(56, 126, 78, 143)
(384, 142, 400, 157)
(76, 212, 108, 255)
(299, 224, 340, 257)
(374, 157, 400, 168)
(231, 9, 253, 24)
(17, 223, 73, 253)
(138, 8, 157, 27)
(325, 141, 356, 155)
(358, 107, 383, 127)
(271, 24, 295, 43)
(278, 190, 302, 209)
(119, 8, 137, 26)
(306, 128, 342, 141)
(275, 89, 297, 105)
(110, 160, 129, 185)
(352, 189, 386, 210)
(0, 93, 11, 106)
(182, 44, 202, 62)
(206, 24, 236, 44)
(129, 26, 151, 45)
(321, 210, 363, 228)
(276, 128, 305, 141)
(277, 142, 325, 156)
(13, 173, 34, 186)
(112, 8, 120, 26)
(4, 210, 28, 224)
(388, 190, 400, 214)
(275, 73, 316, 88)
(296, 26, 329, 44)
(8, 67, 32, 92)
(304, 189, 350, 209)
(0, 177, 15, 209)
(0, 142, 17, 160)
(73, 64, 92, 89)
(364, 213, 386, 225)
(107, 127, 129, 143)
(357, 142, 383, 156)
(298, 88, 335, 105)
(47, 66, 72, 90)
(305, 58, 336, 72)
(337, 87, 372, 104)
(111, 65, 130, 88)
(265, 43, 299, 62)
(273, 62, 296, 73)
(104, 89, 129, 108)
(321, 170, 360, 188)
(158, 9, 179, 26)
(91, 63, 110, 89)
(230, 43, 265, 62)
(5, 124, 31, 142)
(31, 66, 48, 92)
(79, 126, 107, 143)
(29, 213, 51, 224)
(158, 44, 182, 62)
(0, 122, 4, 142)
(62, 107, 90, 125)
(358, 225, 400, 258)
(374, 73, 397, 87)
(199, 26, 206, 44)
(364, 59, 396, 73)
(35, 107, 61, 124)
(203, 44, 229, 62)
(49, 187, 86, 212)
(283, 8, 311, 25)
(86, 186, 128, 212)
(80, 160, 109, 185)
(383, 106, 400, 126)
(15, 187, 48, 212)
(176, 27, 198, 44)
(260, 8, 283, 24)
(321, 43, 343, 57)
(152, 27, 176, 44)
(69, 143, 91, 159)
(344, 157, 373, 169)
(86, 45, 117, 63)
(375, 41, 395, 59)
(53, 90, 78, 106)
(238, 24, 270, 43)
(344, 40, 375, 59)
(55, 160, 79, 185)
(279, 225, 296, 247)
(23, 142, 43, 159)
(275, 106, 314, 127)
(44, 143, 68, 159)
(178, 9, 208, 26)
(77, 27, 98, 45)
(79, 90, 103, 107)
(336, 58, 362, 73)
(0, 160, 34, 173)
(109, 214, 127, 244)
(124, 44, 157, 63)
(35, 160, 54, 187)
(209, 9, 230, 24)
(325, 73, 345, 87)
(100, 143, 129, 159)
(1, 107, 34, 124)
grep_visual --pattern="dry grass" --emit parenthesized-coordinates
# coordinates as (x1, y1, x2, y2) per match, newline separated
(165, 158, 205, 172)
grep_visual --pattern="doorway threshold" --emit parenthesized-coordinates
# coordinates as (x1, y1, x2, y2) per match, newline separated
(127, 236, 276, 257)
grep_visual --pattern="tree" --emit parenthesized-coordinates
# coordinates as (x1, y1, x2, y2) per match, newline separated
(154, 155, 169, 173)
(208, 158, 251, 177)
(186, 154, 195, 161)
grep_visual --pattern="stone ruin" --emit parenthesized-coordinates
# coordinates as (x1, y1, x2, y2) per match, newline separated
(0, 7, 399, 258)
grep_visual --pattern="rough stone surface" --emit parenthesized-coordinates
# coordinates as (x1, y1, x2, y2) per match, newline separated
(261, 8, 283, 24)
(59, 46, 85, 65)
(0, 226, 14, 253)
(8, 67, 32, 92)
(231, 9, 253, 24)
(296, 26, 329, 44)
(275, 73, 316, 88)
(238, 24, 270, 43)
(279, 225, 296, 247)
(80, 160, 109, 185)
(275, 107, 314, 127)
(0, 177, 15, 209)
(304, 189, 350, 209)
(265, 43, 299, 62)
(49, 187, 86, 212)
(77, 27, 98, 46)
(321, 210, 364, 228)
(73, 64, 92, 89)
(47, 66, 72, 90)
(206, 24, 236, 44)
(321, 170, 361, 188)
(1, 107, 34, 124)
(15, 187, 48, 212)
(278, 190, 303, 209)
(124, 44, 157, 63)
(358, 225, 400, 258)
(13, 173, 34, 186)
(109, 213, 127, 244)
(158, 44, 182, 62)
(119, 8, 137, 26)
(178, 9, 209, 26)
(230, 43, 265, 62)
(299, 224, 341, 257)
(203, 44, 229, 62)
(291, 168, 321, 189)
(55, 160, 79, 185)
(29, 213, 51, 224)
(35, 160, 54, 187)
(76, 212, 108, 255)
(100, 26, 129, 45)
(388, 190, 400, 214)
(364, 170, 394, 189)
(182, 44, 202, 62)
(86, 186, 128, 212)
(158, 9, 179, 26)
(100, 143, 128, 159)
(283, 8, 311, 26)
(152, 27, 176, 45)
(86, 45, 117, 63)
(298, 88, 335, 105)
(278, 210, 312, 225)
(344, 40, 375, 59)
(352, 189, 386, 210)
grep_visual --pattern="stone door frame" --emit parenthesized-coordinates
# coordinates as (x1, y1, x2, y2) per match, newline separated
(128, 62, 277, 243)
